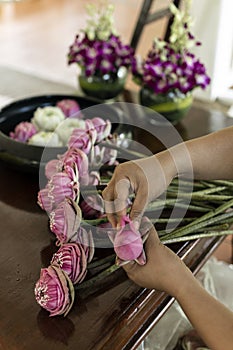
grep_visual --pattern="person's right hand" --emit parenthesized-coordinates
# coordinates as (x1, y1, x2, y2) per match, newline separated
(102, 152, 176, 228)
(122, 226, 193, 297)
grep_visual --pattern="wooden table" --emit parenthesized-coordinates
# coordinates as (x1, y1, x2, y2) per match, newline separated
(0, 88, 233, 350)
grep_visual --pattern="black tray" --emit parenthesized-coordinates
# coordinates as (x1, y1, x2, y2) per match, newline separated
(0, 94, 123, 173)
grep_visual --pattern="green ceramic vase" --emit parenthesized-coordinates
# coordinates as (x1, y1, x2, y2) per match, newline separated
(139, 88, 193, 124)
(78, 67, 127, 100)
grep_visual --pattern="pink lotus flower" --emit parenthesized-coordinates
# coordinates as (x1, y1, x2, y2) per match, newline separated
(87, 117, 111, 143)
(68, 128, 97, 154)
(80, 194, 104, 219)
(37, 187, 53, 213)
(56, 99, 82, 118)
(50, 198, 82, 244)
(34, 265, 74, 317)
(51, 243, 87, 284)
(60, 148, 89, 185)
(108, 216, 151, 266)
(10, 121, 37, 143)
(48, 171, 79, 208)
(71, 227, 95, 263)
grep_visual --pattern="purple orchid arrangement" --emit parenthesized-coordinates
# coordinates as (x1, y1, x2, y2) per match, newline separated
(67, 2, 135, 78)
(132, 1, 210, 95)
(34, 111, 151, 317)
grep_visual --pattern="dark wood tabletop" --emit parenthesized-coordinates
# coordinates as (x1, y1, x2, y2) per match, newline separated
(0, 90, 233, 350)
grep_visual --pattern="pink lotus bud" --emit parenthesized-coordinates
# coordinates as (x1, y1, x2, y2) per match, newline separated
(68, 128, 97, 154)
(10, 121, 37, 143)
(80, 194, 104, 219)
(48, 171, 79, 208)
(112, 216, 145, 264)
(51, 243, 87, 284)
(37, 187, 53, 213)
(60, 148, 89, 185)
(45, 159, 62, 180)
(56, 99, 82, 118)
(88, 117, 111, 143)
(50, 198, 82, 244)
(71, 227, 94, 263)
(34, 265, 74, 317)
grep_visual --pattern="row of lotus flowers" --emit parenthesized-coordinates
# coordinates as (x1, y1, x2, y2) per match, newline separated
(34, 113, 151, 317)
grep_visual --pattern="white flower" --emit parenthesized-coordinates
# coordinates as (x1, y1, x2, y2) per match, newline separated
(55, 118, 86, 146)
(28, 131, 62, 147)
(32, 106, 65, 132)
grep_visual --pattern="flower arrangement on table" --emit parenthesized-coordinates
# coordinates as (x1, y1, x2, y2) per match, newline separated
(67, 1, 136, 100)
(132, 0, 211, 123)
(34, 101, 233, 317)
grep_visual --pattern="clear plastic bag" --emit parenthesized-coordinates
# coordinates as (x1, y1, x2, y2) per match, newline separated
(137, 257, 233, 350)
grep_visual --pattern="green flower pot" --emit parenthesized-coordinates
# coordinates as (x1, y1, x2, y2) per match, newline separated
(78, 67, 127, 100)
(139, 88, 193, 125)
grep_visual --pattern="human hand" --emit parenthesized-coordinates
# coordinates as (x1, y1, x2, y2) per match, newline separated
(122, 226, 193, 297)
(102, 152, 176, 228)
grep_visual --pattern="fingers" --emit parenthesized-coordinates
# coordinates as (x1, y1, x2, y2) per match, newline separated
(129, 186, 148, 230)
(102, 177, 130, 228)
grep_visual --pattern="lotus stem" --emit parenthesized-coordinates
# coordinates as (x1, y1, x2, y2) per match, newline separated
(161, 230, 233, 244)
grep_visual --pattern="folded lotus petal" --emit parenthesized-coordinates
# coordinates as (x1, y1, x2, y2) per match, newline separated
(50, 198, 82, 244)
(45, 159, 62, 180)
(90, 117, 111, 143)
(37, 187, 53, 213)
(51, 243, 87, 285)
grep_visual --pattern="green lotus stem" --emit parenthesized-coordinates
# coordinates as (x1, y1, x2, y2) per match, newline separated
(168, 198, 233, 234)
(100, 141, 147, 159)
(161, 230, 233, 245)
(83, 217, 108, 226)
(208, 180, 233, 188)
(165, 202, 210, 212)
(88, 254, 115, 269)
(162, 210, 233, 240)
(194, 223, 230, 232)
(151, 217, 196, 224)
(76, 263, 120, 290)
(171, 178, 206, 189)
(167, 186, 226, 196)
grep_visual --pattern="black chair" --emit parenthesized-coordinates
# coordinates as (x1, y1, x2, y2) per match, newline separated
(130, 0, 182, 50)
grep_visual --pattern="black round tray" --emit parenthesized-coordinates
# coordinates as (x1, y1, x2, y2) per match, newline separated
(0, 94, 123, 173)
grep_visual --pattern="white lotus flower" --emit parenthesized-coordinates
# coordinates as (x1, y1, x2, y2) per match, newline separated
(32, 106, 65, 132)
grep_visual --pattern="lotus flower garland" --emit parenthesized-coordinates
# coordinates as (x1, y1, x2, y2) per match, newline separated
(35, 114, 148, 317)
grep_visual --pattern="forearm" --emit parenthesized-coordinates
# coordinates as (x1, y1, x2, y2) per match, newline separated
(158, 126, 233, 181)
(176, 276, 233, 350)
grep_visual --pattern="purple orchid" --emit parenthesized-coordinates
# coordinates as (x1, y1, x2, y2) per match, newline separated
(67, 33, 135, 77)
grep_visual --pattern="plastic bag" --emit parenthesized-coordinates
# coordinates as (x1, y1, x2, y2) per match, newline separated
(137, 257, 233, 350)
